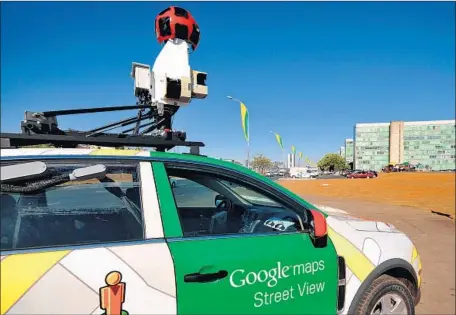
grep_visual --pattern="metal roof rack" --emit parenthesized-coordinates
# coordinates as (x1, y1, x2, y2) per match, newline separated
(0, 104, 204, 155)
(2, 6, 210, 156)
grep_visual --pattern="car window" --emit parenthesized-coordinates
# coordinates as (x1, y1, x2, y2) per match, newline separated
(170, 177, 218, 208)
(1, 161, 144, 251)
(219, 180, 281, 207)
(166, 167, 302, 237)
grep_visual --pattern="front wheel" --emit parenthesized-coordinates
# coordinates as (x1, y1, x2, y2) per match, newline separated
(354, 275, 415, 315)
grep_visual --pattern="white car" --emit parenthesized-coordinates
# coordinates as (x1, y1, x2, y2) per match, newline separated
(297, 172, 312, 179)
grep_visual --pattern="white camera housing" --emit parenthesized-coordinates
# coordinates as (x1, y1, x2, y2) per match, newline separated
(192, 70, 208, 99)
(131, 38, 207, 108)
(131, 63, 151, 97)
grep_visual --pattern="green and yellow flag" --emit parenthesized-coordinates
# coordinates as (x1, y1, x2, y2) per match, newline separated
(291, 146, 296, 155)
(273, 132, 283, 149)
(299, 152, 303, 159)
(240, 102, 249, 142)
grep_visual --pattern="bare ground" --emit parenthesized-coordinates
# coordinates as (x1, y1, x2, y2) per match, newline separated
(279, 173, 456, 217)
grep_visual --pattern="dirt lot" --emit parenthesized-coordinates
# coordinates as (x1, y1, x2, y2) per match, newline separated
(279, 173, 456, 314)
(279, 172, 455, 217)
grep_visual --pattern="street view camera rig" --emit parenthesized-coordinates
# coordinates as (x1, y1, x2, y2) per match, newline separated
(0, 6, 207, 154)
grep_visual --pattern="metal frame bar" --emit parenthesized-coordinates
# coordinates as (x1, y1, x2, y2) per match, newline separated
(41, 105, 150, 117)
(1, 132, 204, 153)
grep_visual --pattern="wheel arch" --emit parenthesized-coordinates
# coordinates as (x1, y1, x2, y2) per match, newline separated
(347, 258, 419, 314)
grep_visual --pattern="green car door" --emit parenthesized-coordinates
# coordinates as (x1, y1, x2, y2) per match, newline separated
(152, 161, 339, 315)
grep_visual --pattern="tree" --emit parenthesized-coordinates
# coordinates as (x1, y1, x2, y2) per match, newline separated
(250, 154, 273, 174)
(317, 153, 347, 171)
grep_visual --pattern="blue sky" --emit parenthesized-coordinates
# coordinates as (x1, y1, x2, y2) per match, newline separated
(1, 2, 455, 162)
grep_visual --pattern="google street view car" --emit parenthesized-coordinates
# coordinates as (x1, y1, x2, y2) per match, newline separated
(0, 5, 421, 315)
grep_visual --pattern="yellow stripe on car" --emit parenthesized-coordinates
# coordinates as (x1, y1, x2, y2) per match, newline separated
(0, 250, 70, 314)
(412, 246, 422, 287)
(89, 149, 140, 156)
(412, 246, 418, 261)
(328, 227, 375, 282)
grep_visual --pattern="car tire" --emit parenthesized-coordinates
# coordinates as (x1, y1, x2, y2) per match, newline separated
(354, 274, 415, 315)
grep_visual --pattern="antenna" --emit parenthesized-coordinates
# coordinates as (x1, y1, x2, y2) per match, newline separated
(1, 6, 207, 154)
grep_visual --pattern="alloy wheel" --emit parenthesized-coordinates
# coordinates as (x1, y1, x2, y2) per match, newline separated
(370, 293, 408, 315)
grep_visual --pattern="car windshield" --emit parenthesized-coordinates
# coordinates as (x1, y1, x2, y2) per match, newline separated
(219, 180, 282, 208)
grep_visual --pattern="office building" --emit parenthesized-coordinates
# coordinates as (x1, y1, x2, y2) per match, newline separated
(287, 153, 296, 169)
(339, 146, 345, 157)
(354, 120, 455, 171)
(344, 139, 354, 168)
(354, 124, 390, 171)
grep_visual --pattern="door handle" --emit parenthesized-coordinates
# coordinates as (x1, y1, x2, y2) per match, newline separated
(184, 270, 228, 283)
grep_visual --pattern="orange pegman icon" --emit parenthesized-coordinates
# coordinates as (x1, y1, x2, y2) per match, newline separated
(99, 271, 129, 315)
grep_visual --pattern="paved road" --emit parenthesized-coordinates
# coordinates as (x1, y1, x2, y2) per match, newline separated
(303, 194, 456, 315)
(274, 175, 346, 181)
(316, 174, 347, 180)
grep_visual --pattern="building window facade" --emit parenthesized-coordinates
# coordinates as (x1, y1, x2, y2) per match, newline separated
(403, 122, 455, 171)
(354, 125, 390, 171)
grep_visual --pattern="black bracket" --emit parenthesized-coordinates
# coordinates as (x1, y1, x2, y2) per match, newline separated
(1, 104, 204, 153)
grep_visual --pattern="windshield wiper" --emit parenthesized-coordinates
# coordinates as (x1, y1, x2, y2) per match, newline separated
(1, 163, 107, 193)
(1, 161, 49, 183)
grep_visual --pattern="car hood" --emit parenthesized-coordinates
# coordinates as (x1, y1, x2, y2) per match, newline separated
(328, 214, 401, 233)
(315, 205, 401, 233)
(315, 204, 420, 315)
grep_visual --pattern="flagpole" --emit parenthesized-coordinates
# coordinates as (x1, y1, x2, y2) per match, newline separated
(247, 122, 250, 168)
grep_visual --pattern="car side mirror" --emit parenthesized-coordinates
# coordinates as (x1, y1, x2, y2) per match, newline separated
(171, 180, 176, 188)
(309, 209, 328, 248)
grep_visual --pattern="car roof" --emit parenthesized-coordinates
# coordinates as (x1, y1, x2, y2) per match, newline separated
(1, 147, 226, 164)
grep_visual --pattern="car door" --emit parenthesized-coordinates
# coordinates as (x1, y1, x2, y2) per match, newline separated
(1, 158, 177, 315)
(152, 161, 339, 315)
